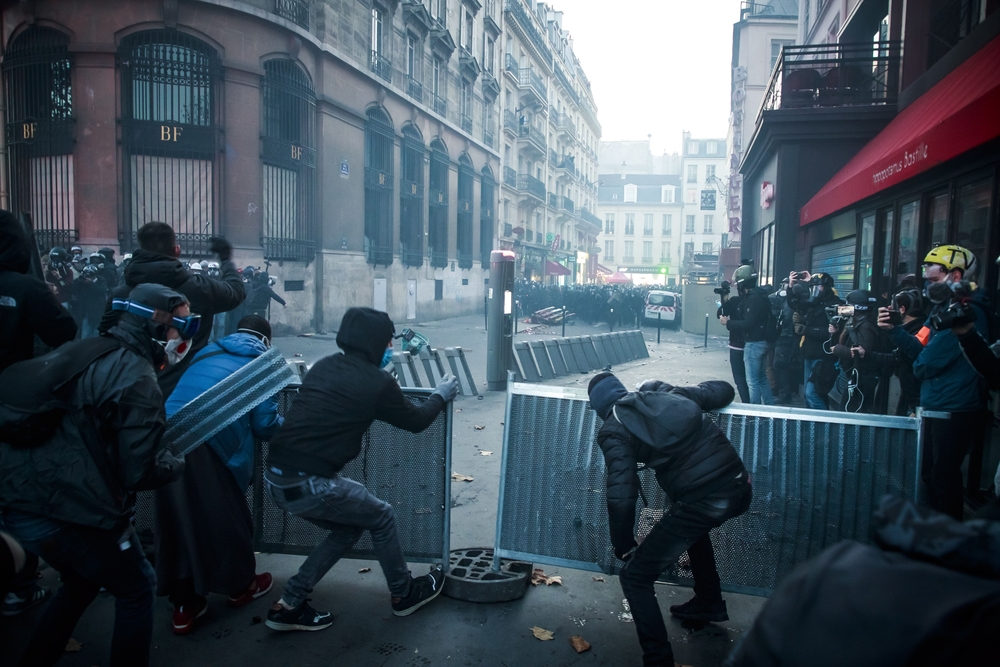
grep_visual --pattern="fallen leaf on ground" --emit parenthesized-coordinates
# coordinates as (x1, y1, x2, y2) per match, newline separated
(592, 576, 605, 582)
(452, 472, 474, 482)
(530, 626, 554, 641)
(358, 567, 371, 573)
(65, 639, 83, 652)
(473, 424, 486, 430)
(546, 575, 563, 585)
(531, 568, 563, 586)
(479, 451, 492, 456)
(569, 635, 591, 653)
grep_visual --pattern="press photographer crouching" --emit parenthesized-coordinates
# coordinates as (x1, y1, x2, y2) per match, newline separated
(877, 245, 989, 519)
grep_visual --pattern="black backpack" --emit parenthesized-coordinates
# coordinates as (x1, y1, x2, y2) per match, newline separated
(0, 336, 122, 448)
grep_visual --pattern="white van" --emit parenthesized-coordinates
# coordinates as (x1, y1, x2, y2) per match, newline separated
(644, 290, 681, 327)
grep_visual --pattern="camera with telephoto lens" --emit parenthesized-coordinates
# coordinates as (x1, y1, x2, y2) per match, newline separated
(930, 301, 977, 331)
(826, 304, 854, 327)
(714, 280, 731, 296)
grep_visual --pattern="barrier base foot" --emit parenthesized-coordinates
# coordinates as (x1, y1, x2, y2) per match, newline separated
(442, 548, 531, 603)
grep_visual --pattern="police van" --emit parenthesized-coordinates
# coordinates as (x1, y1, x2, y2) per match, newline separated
(644, 290, 681, 327)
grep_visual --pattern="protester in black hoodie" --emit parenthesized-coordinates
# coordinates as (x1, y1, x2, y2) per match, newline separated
(588, 373, 753, 667)
(100, 222, 244, 395)
(263, 307, 459, 632)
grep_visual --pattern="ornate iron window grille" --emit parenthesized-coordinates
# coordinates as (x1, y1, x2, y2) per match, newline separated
(428, 141, 450, 268)
(400, 126, 425, 267)
(274, 0, 310, 30)
(364, 107, 395, 266)
(480, 168, 496, 265)
(457, 157, 474, 269)
(3, 26, 76, 252)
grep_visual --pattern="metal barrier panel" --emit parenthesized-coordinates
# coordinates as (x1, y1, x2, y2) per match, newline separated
(579, 336, 602, 371)
(419, 347, 446, 386)
(544, 339, 569, 377)
(591, 335, 612, 367)
(135, 387, 452, 565)
(568, 337, 591, 372)
(610, 333, 630, 363)
(514, 341, 542, 382)
(529, 340, 556, 380)
(494, 385, 921, 596)
(557, 338, 580, 373)
(599, 333, 622, 365)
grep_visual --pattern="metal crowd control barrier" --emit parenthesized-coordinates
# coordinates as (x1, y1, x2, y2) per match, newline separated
(494, 382, 922, 596)
(394, 347, 479, 396)
(511, 331, 649, 382)
(134, 386, 452, 565)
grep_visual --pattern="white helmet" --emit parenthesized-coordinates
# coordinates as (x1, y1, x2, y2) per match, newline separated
(189, 261, 203, 272)
(207, 261, 220, 270)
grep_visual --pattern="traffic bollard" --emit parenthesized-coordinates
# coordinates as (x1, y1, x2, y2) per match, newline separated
(562, 306, 567, 337)
(609, 308, 614, 332)
(704, 314, 709, 349)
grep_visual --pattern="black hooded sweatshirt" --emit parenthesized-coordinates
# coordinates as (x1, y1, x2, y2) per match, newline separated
(267, 308, 445, 479)
(0, 210, 77, 372)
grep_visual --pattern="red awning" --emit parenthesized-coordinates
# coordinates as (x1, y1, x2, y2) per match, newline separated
(596, 264, 613, 275)
(800, 34, 1000, 226)
(606, 271, 633, 284)
(545, 260, 571, 276)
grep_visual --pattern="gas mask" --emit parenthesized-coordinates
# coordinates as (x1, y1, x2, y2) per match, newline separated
(380, 346, 394, 369)
(159, 337, 193, 366)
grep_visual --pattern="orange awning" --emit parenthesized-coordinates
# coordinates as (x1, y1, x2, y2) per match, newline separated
(545, 260, 571, 276)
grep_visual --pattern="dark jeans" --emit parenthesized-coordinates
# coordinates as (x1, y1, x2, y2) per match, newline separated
(266, 471, 411, 607)
(923, 411, 981, 520)
(729, 348, 750, 403)
(0, 510, 155, 667)
(619, 478, 753, 667)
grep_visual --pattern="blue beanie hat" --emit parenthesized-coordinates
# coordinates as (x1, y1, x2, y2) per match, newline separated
(588, 372, 628, 420)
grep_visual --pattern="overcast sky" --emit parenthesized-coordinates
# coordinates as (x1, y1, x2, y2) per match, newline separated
(559, 0, 743, 155)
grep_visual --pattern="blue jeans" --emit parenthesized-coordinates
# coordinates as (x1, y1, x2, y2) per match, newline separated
(803, 358, 828, 410)
(0, 510, 155, 667)
(743, 341, 774, 405)
(265, 472, 411, 606)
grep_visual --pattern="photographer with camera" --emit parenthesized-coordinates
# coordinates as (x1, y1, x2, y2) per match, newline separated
(826, 291, 884, 413)
(770, 280, 800, 405)
(719, 263, 774, 405)
(716, 279, 750, 403)
(855, 288, 924, 416)
(793, 272, 842, 410)
(877, 245, 988, 519)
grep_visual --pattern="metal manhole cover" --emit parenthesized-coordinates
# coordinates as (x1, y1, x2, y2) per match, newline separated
(442, 547, 532, 603)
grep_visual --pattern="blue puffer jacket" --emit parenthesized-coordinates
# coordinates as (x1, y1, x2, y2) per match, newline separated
(891, 325, 985, 412)
(165, 333, 283, 489)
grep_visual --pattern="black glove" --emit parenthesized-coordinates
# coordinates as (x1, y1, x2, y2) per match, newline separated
(614, 542, 638, 562)
(209, 236, 232, 261)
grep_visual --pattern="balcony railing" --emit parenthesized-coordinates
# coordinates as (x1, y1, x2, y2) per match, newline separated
(579, 207, 601, 229)
(516, 173, 545, 201)
(503, 166, 516, 187)
(275, 0, 309, 29)
(484, 124, 496, 148)
(622, 256, 634, 263)
(432, 92, 447, 116)
(553, 112, 576, 140)
(503, 109, 519, 134)
(504, 53, 519, 77)
(760, 41, 901, 120)
(461, 113, 473, 132)
(516, 66, 547, 102)
(518, 123, 545, 154)
(407, 76, 423, 103)
(370, 51, 392, 82)
(740, 0, 797, 20)
(503, 0, 553, 64)
(553, 195, 574, 214)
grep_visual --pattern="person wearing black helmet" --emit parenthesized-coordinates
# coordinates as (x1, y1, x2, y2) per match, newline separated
(827, 290, 884, 413)
(796, 271, 842, 409)
(719, 263, 774, 405)
(0, 283, 190, 667)
(45, 246, 76, 309)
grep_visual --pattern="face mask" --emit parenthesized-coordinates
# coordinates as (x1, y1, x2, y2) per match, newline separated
(160, 337, 192, 366)
(380, 346, 394, 369)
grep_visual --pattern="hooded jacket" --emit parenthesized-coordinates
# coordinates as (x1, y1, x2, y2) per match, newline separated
(800, 289, 843, 359)
(596, 380, 746, 556)
(0, 211, 77, 372)
(100, 248, 245, 395)
(725, 286, 771, 343)
(0, 294, 185, 531)
(165, 333, 282, 489)
(267, 307, 445, 478)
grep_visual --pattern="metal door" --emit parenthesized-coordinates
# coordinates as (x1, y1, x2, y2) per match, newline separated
(374, 278, 387, 312)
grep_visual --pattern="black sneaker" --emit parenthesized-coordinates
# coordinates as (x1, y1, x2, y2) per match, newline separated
(391, 566, 446, 617)
(3, 585, 49, 617)
(265, 599, 333, 632)
(669, 596, 728, 622)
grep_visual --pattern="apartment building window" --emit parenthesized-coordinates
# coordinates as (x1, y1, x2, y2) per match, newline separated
(688, 142, 699, 154)
(642, 241, 652, 263)
(461, 6, 474, 51)
(432, 0, 447, 21)
(705, 165, 715, 181)
(604, 240, 614, 261)
(687, 165, 698, 183)
(370, 9, 391, 82)
(643, 214, 653, 235)
(770, 40, 793, 71)
(484, 37, 495, 73)
(624, 213, 635, 235)
(364, 106, 395, 265)
(604, 213, 615, 234)
(685, 189, 697, 204)
(623, 240, 634, 262)
(703, 215, 713, 233)
(429, 139, 450, 268)
(661, 185, 675, 203)
(703, 242, 713, 254)
(480, 166, 495, 265)
(706, 141, 717, 154)
(662, 214, 672, 235)
(400, 124, 425, 267)
(624, 183, 637, 203)
(461, 81, 473, 131)
(683, 241, 694, 258)
(685, 215, 695, 233)
(457, 154, 474, 269)
(660, 241, 670, 261)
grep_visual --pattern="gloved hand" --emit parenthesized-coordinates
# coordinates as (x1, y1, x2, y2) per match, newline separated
(614, 540, 638, 562)
(209, 236, 232, 261)
(432, 374, 459, 402)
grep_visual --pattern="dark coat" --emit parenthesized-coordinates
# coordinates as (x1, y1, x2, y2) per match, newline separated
(100, 248, 245, 396)
(596, 380, 746, 557)
(725, 287, 771, 343)
(0, 211, 76, 372)
(268, 307, 445, 479)
(718, 295, 745, 349)
(800, 291, 843, 359)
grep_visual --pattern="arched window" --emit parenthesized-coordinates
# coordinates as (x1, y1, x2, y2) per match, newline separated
(119, 30, 220, 255)
(428, 139, 450, 268)
(400, 124, 425, 267)
(2, 26, 75, 251)
(364, 106, 394, 265)
(480, 166, 496, 266)
(457, 153, 474, 269)
(262, 59, 316, 262)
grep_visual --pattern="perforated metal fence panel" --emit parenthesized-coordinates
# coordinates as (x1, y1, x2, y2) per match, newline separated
(135, 386, 451, 565)
(495, 384, 921, 596)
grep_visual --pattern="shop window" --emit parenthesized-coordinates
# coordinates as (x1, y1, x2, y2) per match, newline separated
(429, 139, 450, 268)
(876, 208, 894, 297)
(261, 60, 316, 262)
(956, 178, 992, 281)
(480, 166, 496, 266)
(400, 125, 425, 267)
(457, 154, 474, 269)
(364, 106, 394, 265)
(119, 30, 220, 255)
(859, 212, 876, 291)
(927, 192, 950, 249)
(3, 26, 75, 252)
(896, 200, 919, 285)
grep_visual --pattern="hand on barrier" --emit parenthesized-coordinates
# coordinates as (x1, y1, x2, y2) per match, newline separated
(433, 374, 459, 402)
(209, 236, 233, 261)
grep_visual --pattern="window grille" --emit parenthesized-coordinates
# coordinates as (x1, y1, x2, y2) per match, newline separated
(119, 30, 220, 256)
(261, 59, 316, 262)
(3, 27, 76, 252)
(428, 140, 450, 268)
(457, 154, 474, 269)
(274, 0, 310, 29)
(364, 106, 394, 266)
(400, 125, 425, 267)
(480, 166, 496, 265)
